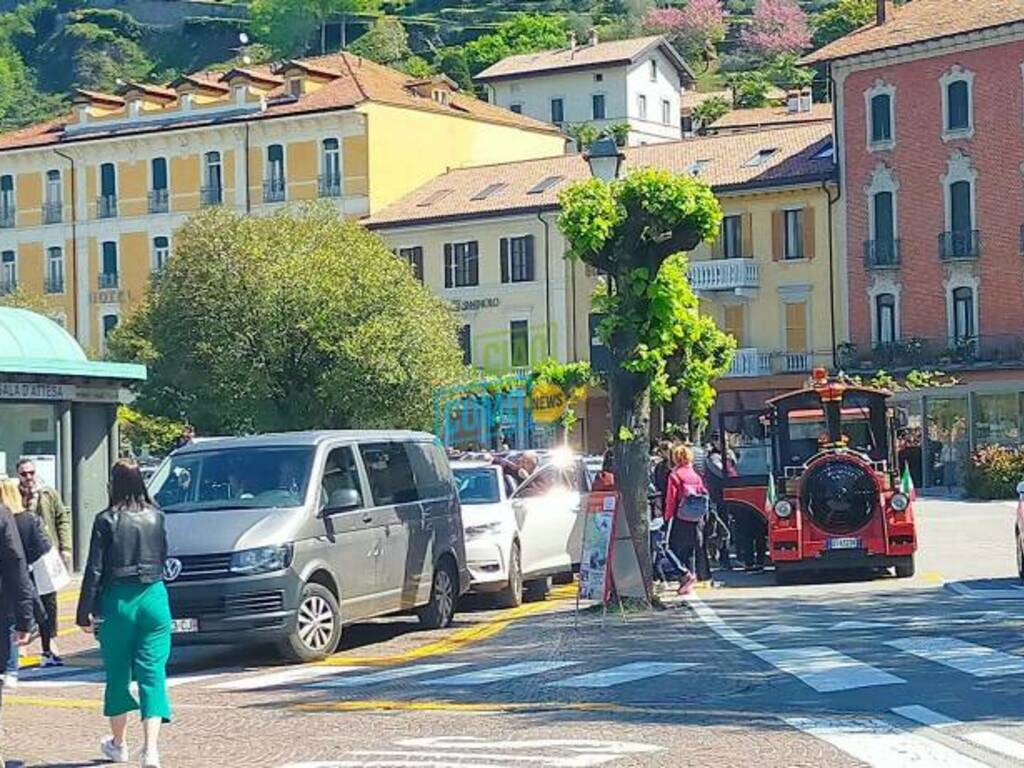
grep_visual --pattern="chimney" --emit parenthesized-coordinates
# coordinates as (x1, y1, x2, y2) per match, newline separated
(787, 90, 800, 114)
(799, 87, 812, 112)
(876, 0, 886, 25)
(588, 28, 599, 47)
(569, 31, 577, 58)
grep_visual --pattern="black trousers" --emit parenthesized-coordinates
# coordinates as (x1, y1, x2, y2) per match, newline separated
(737, 509, 767, 566)
(669, 519, 699, 578)
(38, 591, 56, 654)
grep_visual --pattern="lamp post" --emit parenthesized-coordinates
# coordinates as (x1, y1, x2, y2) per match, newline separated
(583, 137, 625, 182)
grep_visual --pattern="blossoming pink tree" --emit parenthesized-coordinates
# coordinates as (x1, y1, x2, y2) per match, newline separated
(643, 0, 726, 61)
(740, 0, 811, 58)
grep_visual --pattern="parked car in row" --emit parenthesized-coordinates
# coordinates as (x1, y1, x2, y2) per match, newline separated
(453, 451, 591, 607)
(148, 430, 469, 662)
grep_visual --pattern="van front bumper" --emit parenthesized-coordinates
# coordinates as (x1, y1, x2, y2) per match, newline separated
(166, 569, 302, 646)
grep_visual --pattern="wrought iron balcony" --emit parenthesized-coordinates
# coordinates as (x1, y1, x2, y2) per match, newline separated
(318, 174, 342, 199)
(97, 272, 119, 289)
(841, 334, 1024, 372)
(263, 179, 286, 203)
(97, 194, 118, 219)
(148, 189, 169, 214)
(863, 238, 900, 268)
(938, 229, 980, 261)
(200, 185, 223, 207)
(0, 206, 15, 228)
(42, 201, 62, 224)
(687, 258, 759, 293)
(0, 279, 16, 296)
(44, 276, 64, 294)
(725, 348, 773, 378)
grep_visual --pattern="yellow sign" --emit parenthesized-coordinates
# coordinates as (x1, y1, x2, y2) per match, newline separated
(531, 382, 568, 423)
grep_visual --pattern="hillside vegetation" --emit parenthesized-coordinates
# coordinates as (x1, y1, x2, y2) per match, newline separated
(0, 0, 882, 131)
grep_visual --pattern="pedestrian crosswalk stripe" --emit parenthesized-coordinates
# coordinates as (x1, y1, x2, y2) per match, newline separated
(886, 636, 1024, 678)
(212, 665, 366, 691)
(965, 731, 1024, 760)
(755, 647, 905, 693)
(310, 663, 471, 689)
(785, 716, 990, 767)
(550, 662, 696, 688)
(421, 661, 580, 686)
(891, 705, 960, 729)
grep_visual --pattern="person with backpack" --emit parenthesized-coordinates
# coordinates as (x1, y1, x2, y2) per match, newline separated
(663, 445, 709, 596)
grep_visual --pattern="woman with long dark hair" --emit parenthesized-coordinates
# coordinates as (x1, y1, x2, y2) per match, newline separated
(75, 460, 171, 768)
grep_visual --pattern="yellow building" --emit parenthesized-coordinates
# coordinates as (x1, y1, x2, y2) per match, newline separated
(0, 54, 565, 350)
(366, 123, 838, 450)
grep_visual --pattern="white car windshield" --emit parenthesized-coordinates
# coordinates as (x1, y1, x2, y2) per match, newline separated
(454, 467, 501, 504)
(150, 446, 315, 512)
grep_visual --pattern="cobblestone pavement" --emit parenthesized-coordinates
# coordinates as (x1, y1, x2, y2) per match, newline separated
(3, 499, 1023, 767)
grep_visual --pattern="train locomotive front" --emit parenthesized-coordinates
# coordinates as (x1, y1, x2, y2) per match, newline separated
(765, 369, 917, 584)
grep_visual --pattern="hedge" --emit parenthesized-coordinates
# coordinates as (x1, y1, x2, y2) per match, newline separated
(965, 444, 1024, 500)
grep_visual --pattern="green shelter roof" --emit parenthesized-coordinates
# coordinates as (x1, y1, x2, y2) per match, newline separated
(0, 307, 146, 381)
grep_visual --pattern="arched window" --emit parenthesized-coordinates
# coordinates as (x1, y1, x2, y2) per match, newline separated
(952, 287, 975, 340)
(947, 80, 970, 131)
(875, 293, 896, 345)
(870, 93, 892, 143)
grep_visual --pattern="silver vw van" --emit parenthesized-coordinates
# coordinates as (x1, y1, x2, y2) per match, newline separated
(148, 430, 469, 662)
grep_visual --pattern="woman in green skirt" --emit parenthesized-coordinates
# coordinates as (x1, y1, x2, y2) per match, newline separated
(76, 460, 171, 768)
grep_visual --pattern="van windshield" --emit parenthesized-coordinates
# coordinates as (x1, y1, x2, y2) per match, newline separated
(150, 446, 315, 513)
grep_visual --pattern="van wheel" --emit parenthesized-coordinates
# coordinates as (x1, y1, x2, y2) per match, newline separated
(495, 544, 523, 608)
(281, 583, 341, 663)
(523, 577, 551, 602)
(418, 561, 457, 629)
(894, 556, 916, 579)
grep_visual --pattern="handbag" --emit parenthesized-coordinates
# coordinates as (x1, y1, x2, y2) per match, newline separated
(32, 547, 71, 596)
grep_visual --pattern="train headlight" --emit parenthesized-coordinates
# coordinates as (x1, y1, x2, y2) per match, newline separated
(891, 492, 910, 512)
(774, 499, 793, 518)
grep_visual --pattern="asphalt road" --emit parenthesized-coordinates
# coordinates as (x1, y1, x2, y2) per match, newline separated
(4, 497, 1023, 768)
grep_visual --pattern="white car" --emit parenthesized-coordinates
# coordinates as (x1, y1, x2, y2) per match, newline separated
(453, 456, 590, 607)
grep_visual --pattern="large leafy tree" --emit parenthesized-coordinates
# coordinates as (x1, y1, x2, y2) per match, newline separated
(812, 0, 874, 48)
(741, 0, 811, 58)
(558, 169, 732, 596)
(108, 205, 465, 435)
(348, 16, 410, 64)
(251, 0, 379, 56)
(642, 0, 726, 62)
(464, 14, 566, 76)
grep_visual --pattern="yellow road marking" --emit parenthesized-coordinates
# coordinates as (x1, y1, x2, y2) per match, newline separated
(919, 571, 943, 585)
(5, 694, 100, 710)
(294, 698, 660, 715)
(323, 585, 576, 668)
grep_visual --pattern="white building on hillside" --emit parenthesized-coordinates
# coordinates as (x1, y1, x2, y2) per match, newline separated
(475, 33, 695, 146)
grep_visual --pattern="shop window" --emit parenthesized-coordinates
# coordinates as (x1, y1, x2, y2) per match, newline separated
(973, 393, 1021, 447)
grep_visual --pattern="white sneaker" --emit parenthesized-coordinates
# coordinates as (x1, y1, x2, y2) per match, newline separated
(2, 673, 17, 691)
(101, 737, 130, 763)
(140, 750, 161, 768)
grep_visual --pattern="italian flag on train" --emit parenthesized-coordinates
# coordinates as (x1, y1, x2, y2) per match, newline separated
(900, 464, 916, 500)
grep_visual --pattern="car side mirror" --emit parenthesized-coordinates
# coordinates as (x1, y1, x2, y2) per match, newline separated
(323, 488, 361, 515)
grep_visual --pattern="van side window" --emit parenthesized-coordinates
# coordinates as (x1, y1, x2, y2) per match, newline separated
(407, 442, 450, 500)
(359, 442, 419, 505)
(321, 446, 362, 509)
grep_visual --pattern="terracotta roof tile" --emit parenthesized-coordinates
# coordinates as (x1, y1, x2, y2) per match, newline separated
(711, 102, 833, 130)
(365, 123, 835, 228)
(803, 0, 1024, 64)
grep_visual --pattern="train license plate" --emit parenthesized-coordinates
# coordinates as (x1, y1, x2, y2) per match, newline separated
(827, 537, 861, 550)
(171, 618, 199, 634)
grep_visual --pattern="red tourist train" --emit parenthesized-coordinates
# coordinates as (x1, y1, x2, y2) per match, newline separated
(718, 369, 917, 585)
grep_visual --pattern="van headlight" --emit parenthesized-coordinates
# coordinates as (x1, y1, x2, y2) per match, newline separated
(774, 499, 793, 518)
(230, 544, 293, 575)
(890, 493, 909, 512)
(465, 522, 503, 539)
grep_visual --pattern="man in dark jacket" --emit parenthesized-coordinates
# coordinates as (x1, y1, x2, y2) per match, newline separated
(0, 504, 36, 768)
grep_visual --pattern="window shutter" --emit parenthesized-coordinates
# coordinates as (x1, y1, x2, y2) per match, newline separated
(500, 238, 509, 284)
(444, 243, 453, 288)
(772, 211, 784, 261)
(803, 207, 816, 260)
(741, 213, 754, 258)
(469, 241, 479, 285)
(525, 235, 535, 281)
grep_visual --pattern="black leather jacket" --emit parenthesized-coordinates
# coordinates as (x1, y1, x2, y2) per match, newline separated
(76, 505, 167, 627)
(0, 506, 36, 634)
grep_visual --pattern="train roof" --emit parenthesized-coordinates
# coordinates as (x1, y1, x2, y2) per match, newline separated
(765, 382, 892, 409)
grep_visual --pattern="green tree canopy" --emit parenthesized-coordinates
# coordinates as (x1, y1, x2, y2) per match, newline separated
(464, 14, 566, 75)
(251, 0, 379, 56)
(108, 205, 464, 435)
(348, 16, 410, 64)
(812, 0, 874, 48)
(692, 95, 731, 130)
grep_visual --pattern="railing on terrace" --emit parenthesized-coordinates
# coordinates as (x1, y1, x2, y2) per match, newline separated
(864, 238, 900, 268)
(840, 334, 1024, 371)
(938, 229, 980, 261)
(687, 258, 760, 292)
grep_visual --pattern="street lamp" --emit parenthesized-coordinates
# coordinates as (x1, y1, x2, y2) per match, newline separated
(584, 137, 625, 181)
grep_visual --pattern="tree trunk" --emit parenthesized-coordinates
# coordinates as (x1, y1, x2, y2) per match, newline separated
(608, 360, 654, 601)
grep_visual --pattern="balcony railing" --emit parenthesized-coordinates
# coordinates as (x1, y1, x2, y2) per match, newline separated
(44, 276, 64, 294)
(938, 229, 980, 260)
(148, 189, 169, 214)
(863, 238, 900, 268)
(841, 334, 1024, 372)
(687, 258, 760, 292)
(97, 194, 118, 219)
(97, 272, 119, 289)
(0, 206, 15, 228)
(725, 348, 773, 378)
(0, 279, 16, 296)
(42, 201, 62, 224)
(263, 179, 286, 203)
(781, 351, 812, 373)
(200, 185, 223, 207)
(318, 174, 342, 199)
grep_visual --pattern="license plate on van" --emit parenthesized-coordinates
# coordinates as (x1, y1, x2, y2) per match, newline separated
(827, 537, 861, 550)
(171, 618, 199, 634)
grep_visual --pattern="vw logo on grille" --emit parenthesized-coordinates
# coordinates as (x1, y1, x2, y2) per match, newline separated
(163, 557, 183, 582)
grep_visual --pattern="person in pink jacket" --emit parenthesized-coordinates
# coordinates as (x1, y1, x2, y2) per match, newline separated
(663, 445, 707, 595)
